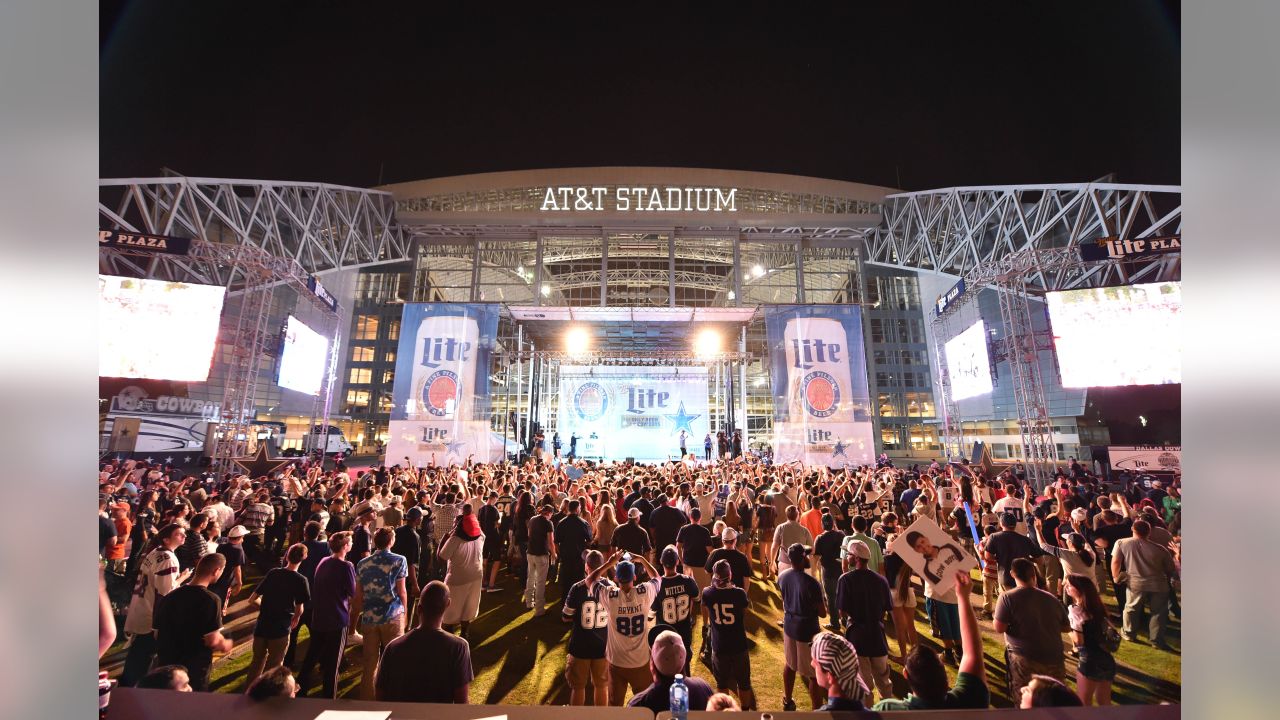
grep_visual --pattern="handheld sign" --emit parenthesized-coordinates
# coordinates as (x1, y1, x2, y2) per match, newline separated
(887, 515, 978, 596)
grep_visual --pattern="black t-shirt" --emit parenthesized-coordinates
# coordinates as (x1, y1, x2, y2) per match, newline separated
(702, 585, 749, 654)
(632, 498, 655, 529)
(650, 504, 688, 553)
(611, 522, 652, 556)
(651, 574, 700, 639)
(528, 514, 554, 556)
(984, 530, 1041, 587)
(154, 584, 222, 673)
(836, 568, 891, 657)
(563, 579, 610, 659)
(676, 523, 713, 567)
(99, 515, 117, 555)
(253, 567, 310, 639)
(1093, 519, 1133, 559)
(779, 568, 824, 642)
(350, 524, 373, 564)
(298, 539, 330, 584)
(209, 543, 245, 600)
(704, 548, 752, 589)
(554, 514, 593, 561)
(629, 676, 715, 713)
(375, 628, 474, 703)
(478, 504, 501, 537)
(392, 525, 422, 569)
(814, 530, 846, 575)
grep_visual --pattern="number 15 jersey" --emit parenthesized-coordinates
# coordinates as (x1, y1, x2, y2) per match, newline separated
(600, 579, 659, 668)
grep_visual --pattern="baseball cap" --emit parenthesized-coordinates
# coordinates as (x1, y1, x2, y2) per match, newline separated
(227, 525, 250, 538)
(720, 526, 738, 542)
(821, 513, 835, 530)
(787, 543, 812, 567)
(1070, 507, 1088, 524)
(660, 546, 680, 567)
(406, 507, 423, 521)
(615, 560, 636, 583)
(712, 559, 733, 586)
(627, 507, 642, 519)
(650, 630, 687, 677)
(846, 539, 871, 561)
(351, 502, 375, 517)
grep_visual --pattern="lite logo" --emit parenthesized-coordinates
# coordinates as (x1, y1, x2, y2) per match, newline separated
(807, 428, 834, 442)
(626, 387, 670, 414)
(420, 427, 451, 442)
(419, 337, 472, 369)
(791, 338, 842, 369)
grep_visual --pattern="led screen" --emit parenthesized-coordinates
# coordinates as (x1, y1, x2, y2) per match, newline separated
(99, 275, 226, 381)
(1046, 281, 1182, 387)
(278, 315, 330, 395)
(945, 319, 994, 400)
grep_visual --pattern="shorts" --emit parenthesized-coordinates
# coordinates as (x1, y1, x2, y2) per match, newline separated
(1077, 647, 1117, 682)
(565, 655, 609, 689)
(743, 528, 760, 543)
(891, 586, 917, 609)
(1039, 555, 1063, 581)
(443, 579, 482, 624)
(483, 536, 504, 562)
(783, 635, 815, 677)
(927, 598, 961, 642)
(709, 649, 753, 691)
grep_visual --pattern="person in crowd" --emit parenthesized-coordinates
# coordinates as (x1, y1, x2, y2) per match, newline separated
(1065, 573, 1116, 705)
(652, 546, 700, 675)
(209, 525, 247, 612)
(874, 572, 989, 710)
(705, 527, 752, 594)
(391, 507, 423, 621)
(772, 506, 812, 578)
(813, 513, 845, 631)
(238, 490, 275, 569)
(354, 527, 408, 700)
(835, 539, 893, 701)
(612, 506, 653, 562)
(595, 501, 619, 549)
(779, 543, 825, 710)
(439, 505, 485, 637)
(809, 631, 872, 711)
(841, 515, 883, 575)
(677, 507, 714, 594)
(246, 665, 300, 700)
(203, 491, 234, 537)
(983, 511, 1042, 590)
(120, 523, 192, 687)
(479, 491, 505, 592)
(993, 557, 1071, 695)
(348, 502, 377, 566)
(1019, 675, 1084, 708)
(525, 504, 556, 615)
(152, 553, 234, 692)
(702, 559, 755, 710)
(1112, 518, 1178, 649)
(562, 549, 613, 706)
(297, 531, 357, 699)
(177, 513, 211, 571)
(136, 664, 193, 692)
(375, 581, 473, 703)
(245, 542, 310, 689)
(587, 550, 661, 705)
(555, 499, 594, 601)
(627, 630, 715, 712)
(105, 500, 133, 575)
(284, 520, 329, 666)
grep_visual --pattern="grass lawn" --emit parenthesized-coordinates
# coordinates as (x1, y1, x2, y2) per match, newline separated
(104, 564, 1180, 708)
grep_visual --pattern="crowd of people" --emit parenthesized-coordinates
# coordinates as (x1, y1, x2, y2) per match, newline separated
(98, 449, 1181, 711)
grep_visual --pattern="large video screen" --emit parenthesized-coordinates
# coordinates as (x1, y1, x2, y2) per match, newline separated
(945, 319, 994, 400)
(99, 275, 226, 381)
(1047, 281, 1182, 387)
(278, 315, 330, 395)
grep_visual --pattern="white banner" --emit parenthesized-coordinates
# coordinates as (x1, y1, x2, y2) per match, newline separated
(1107, 445, 1181, 476)
(558, 366, 709, 463)
(386, 419, 507, 467)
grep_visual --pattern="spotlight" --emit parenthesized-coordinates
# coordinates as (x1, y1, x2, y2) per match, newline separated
(541, 284, 551, 297)
(727, 290, 736, 300)
(751, 264, 765, 278)
(565, 326, 590, 356)
(694, 328, 723, 358)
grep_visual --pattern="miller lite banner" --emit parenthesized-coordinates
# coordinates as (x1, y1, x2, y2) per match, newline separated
(386, 303, 503, 465)
(765, 305, 875, 467)
(558, 365, 709, 463)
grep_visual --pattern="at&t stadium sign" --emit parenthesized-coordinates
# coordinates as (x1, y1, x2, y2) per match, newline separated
(540, 186, 738, 213)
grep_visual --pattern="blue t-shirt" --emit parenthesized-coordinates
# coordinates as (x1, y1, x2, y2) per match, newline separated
(779, 568, 824, 642)
(311, 556, 356, 632)
(357, 549, 408, 624)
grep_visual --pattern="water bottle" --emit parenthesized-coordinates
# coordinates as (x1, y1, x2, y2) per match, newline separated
(669, 674, 689, 720)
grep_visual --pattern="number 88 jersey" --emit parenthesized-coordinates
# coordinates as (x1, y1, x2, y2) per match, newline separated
(600, 579, 660, 668)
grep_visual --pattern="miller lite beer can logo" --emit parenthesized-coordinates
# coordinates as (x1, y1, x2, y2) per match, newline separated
(574, 382, 609, 421)
(801, 370, 841, 418)
(420, 369, 459, 417)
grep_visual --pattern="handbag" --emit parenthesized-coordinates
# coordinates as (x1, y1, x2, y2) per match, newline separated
(1102, 623, 1123, 653)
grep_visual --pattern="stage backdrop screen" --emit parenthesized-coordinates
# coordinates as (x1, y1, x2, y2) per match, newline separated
(386, 303, 503, 465)
(558, 366, 709, 463)
(765, 305, 875, 467)
(945, 319, 994, 400)
(1046, 281, 1182, 387)
(277, 315, 329, 395)
(99, 275, 226, 382)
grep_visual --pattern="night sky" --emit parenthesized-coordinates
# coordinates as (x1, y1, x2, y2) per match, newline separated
(100, 1, 1180, 190)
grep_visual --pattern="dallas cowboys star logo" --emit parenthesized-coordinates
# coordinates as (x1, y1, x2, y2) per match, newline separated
(832, 439, 848, 459)
(665, 401, 701, 435)
(445, 439, 467, 456)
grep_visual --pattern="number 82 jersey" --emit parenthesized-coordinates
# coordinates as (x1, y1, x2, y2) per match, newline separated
(563, 578, 614, 660)
(651, 573, 700, 641)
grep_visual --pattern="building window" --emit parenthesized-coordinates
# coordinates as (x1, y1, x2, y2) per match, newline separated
(345, 390, 370, 409)
(870, 319, 885, 343)
(381, 370, 395, 386)
(384, 350, 397, 364)
(880, 425, 902, 449)
(387, 319, 401, 341)
(349, 368, 372, 384)
(354, 315, 380, 340)
(351, 346, 375, 362)
(875, 372, 896, 389)
(377, 393, 394, 413)
(904, 392, 935, 417)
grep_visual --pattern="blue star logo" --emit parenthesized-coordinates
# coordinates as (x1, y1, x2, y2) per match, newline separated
(665, 401, 701, 435)
(445, 439, 467, 456)
(832, 439, 848, 458)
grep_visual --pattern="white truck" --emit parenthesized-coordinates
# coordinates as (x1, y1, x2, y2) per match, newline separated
(288, 424, 355, 456)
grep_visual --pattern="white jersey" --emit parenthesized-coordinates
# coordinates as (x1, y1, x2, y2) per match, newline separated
(992, 496, 1028, 534)
(600, 578, 659, 668)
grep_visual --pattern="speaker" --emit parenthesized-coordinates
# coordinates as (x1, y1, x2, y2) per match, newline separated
(625, 457, 635, 464)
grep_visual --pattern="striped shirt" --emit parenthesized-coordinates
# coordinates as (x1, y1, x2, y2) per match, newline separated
(240, 502, 275, 533)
